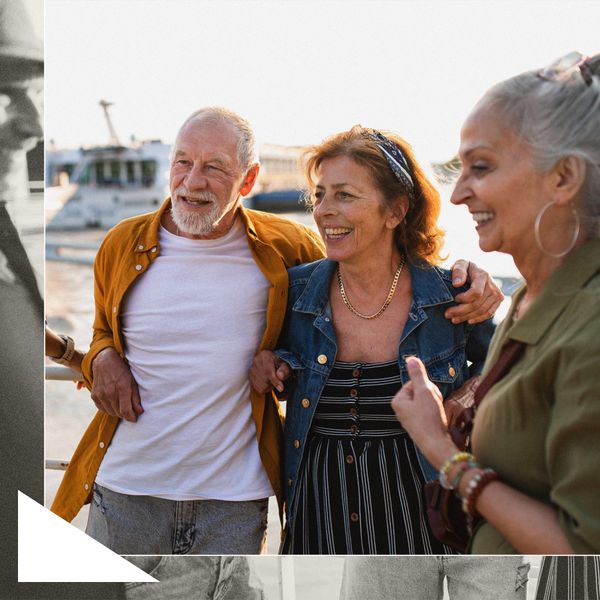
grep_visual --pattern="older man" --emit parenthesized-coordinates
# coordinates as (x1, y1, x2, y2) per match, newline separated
(52, 106, 499, 555)
(52, 106, 325, 555)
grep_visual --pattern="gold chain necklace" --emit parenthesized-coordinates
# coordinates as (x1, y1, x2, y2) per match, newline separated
(337, 256, 405, 320)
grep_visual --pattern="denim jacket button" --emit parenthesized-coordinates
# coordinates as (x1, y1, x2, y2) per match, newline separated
(317, 354, 328, 364)
(448, 366, 456, 377)
(293, 439, 301, 449)
(287, 478, 293, 486)
(301, 398, 310, 408)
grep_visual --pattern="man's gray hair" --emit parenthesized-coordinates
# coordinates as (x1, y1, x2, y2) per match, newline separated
(176, 106, 258, 173)
(479, 54, 600, 238)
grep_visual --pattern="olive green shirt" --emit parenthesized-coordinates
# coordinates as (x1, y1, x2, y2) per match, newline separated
(471, 239, 600, 554)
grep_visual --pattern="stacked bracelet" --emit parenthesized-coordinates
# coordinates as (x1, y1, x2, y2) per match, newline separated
(450, 462, 472, 490)
(439, 452, 477, 490)
(461, 467, 499, 517)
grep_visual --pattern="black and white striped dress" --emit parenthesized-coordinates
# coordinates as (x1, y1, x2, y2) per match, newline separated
(287, 359, 453, 554)
(535, 556, 600, 600)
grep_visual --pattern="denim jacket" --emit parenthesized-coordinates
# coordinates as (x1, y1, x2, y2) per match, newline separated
(275, 258, 495, 527)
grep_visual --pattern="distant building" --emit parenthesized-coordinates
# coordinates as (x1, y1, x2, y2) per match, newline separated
(255, 143, 306, 193)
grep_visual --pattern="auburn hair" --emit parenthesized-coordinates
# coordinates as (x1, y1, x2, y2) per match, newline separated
(303, 125, 445, 265)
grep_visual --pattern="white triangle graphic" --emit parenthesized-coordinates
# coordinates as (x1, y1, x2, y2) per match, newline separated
(18, 492, 158, 582)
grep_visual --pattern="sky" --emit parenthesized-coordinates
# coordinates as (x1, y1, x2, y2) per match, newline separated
(45, 0, 600, 164)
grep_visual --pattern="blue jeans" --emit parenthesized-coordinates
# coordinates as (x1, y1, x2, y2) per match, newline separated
(86, 483, 268, 554)
(123, 556, 264, 600)
(339, 556, 529, 600)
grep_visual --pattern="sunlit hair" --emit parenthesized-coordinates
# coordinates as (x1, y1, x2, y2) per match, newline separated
(479, 53, 600, 238)
(174, 106, 258, 173)
(302, 125, 445, 265)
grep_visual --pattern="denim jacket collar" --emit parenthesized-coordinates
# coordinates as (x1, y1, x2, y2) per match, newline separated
(292, 258, 454, 316)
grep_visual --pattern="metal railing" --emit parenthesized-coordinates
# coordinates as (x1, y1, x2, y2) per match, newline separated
(46, 238, 99, 264)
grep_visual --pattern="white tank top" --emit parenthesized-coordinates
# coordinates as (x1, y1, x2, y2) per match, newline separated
(96, 218, 273, 500)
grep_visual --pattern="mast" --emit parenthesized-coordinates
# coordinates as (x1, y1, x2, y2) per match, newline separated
(99, 99, 121, 146)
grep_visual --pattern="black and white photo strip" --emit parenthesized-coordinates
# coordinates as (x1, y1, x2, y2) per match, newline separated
(2, 0, 600, 598)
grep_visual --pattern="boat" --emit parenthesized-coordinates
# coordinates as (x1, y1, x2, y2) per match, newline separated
(46, 140, 171, 229)
(46, 101, 309, 230)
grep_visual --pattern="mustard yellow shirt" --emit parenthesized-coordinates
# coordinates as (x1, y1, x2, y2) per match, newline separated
(51, 199, 325, 522)
(471, 239, 600, 553)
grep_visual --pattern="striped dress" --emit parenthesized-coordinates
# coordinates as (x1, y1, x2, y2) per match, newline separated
(535, 556, 600, 600)
(287, 359, 453, 554)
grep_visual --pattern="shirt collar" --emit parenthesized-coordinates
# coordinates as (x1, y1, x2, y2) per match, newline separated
(134, 197, 171, 253)
(134, 198, 256, 252)
(508, 239, 600, 345)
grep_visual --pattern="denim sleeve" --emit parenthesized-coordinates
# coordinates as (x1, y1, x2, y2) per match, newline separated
(466, 317, 496, 376)
(273, 349, 304, 371)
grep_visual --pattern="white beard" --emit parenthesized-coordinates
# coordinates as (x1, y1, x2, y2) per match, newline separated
(171, 189, 223, 235)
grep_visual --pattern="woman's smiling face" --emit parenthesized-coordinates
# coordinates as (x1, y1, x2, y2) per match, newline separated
(312, 155, 404, 265)
(451, 105, 553, 259)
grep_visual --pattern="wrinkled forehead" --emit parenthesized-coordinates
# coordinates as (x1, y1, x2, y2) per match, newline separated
(0, 57, 43, 84)
(174, 118, 240, 161)
(459, 101, 522, 155)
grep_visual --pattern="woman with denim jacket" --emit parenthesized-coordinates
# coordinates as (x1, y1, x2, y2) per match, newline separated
(392, 52, 600, 560)
(250, 126, 499, 554)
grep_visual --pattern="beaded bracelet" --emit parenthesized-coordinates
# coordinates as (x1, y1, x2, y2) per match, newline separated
(461, 468, 499, 517)
(439, 452, 476, 490)
(450, 461, 476, 491)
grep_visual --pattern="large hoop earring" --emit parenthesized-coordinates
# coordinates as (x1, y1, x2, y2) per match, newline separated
(534, 200, 580, 258)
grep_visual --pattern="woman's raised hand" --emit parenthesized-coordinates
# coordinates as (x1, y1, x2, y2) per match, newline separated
(391, 356, 456, 469)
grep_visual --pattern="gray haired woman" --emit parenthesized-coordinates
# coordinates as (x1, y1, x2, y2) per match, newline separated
(391, 48, 600, 562)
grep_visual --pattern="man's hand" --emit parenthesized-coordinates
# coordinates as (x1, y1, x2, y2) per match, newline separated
(445, 260, 503, 324)
(250, 350, 291, 394)
(90, 347, 143, 422)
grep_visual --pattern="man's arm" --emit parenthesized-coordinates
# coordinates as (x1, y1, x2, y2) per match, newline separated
(80, 240, 120, 386)
(81, 237, 143, 423)
(446, 260, 503, 324)
(90, 347, 143, 422)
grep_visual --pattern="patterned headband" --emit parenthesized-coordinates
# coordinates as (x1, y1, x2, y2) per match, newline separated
(370, 131, 415, 198)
